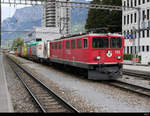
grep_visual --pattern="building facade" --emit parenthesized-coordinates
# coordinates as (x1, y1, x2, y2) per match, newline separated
(122, 0, 150, 64)
(42, 0, 71, 35)
(24, 27, 61, 43)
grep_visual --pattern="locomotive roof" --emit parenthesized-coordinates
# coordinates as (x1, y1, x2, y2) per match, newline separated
(52, 33, 123, 42)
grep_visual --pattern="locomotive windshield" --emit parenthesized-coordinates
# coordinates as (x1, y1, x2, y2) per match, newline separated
(110, 37, 122, 48)
(92, 37, 109, 48)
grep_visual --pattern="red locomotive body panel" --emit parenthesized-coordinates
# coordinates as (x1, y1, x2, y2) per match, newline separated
(49, 34, 124, 64)
(49, 33, 124, 80)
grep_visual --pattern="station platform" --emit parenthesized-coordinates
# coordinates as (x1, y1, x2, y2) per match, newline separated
(0, 53, 13, 112)
(123, 60, 150, 77)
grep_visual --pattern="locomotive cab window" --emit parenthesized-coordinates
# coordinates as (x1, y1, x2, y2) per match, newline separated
(110, 37, 122, 48)
(92, 37, 108, 48)
(83, 39, 88, 48)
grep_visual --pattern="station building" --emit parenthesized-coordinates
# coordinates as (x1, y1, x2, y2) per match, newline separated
(24, 27, 62, 43)
(122, 0, 150, 64)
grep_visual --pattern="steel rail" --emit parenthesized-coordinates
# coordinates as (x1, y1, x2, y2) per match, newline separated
(7, 55, 79, 113)
(8, 60, 46, 112)
(123, 69, 150, 80)
(106, 80, 150, 97)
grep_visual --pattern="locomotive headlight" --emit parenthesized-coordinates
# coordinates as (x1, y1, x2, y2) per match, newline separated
(117, 56, 122, 60)
(96, 56, 101, 60)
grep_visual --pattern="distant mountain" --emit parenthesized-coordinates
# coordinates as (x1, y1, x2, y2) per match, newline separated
(2, 5, 42, 44)
(2, 0, 89, 45)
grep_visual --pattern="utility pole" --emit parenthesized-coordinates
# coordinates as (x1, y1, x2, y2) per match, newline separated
(132, 27, 136, 65)
(131, 7, 141, 65)
(137, 8, 141, 65)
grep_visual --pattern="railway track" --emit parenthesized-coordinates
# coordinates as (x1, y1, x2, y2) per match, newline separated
(106, 80, 150, 97)
(123, 69, 150, 80)
(7, 56, 79, 113)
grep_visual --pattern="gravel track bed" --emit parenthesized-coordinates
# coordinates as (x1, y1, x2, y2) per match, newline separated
(22, 64, 96, 112)
(3, 55, 39, 112)
(8, 55, 150, 112)
(10, 60, 71, 112)
(119, 75, 150, 89)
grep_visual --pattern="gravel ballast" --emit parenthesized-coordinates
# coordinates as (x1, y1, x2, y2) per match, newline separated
(8, 54, 150, 112)
(3, 55, 39, 112)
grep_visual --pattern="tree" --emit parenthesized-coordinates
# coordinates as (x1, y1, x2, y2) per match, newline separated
(11, 37, 24, 50)
(85, 0, 122, 33)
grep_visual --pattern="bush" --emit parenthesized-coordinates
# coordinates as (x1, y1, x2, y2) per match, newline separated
(123, 54, 140, 61)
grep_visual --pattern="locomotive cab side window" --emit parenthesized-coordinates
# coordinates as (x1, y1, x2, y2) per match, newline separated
(59, 42, 61, 49)
(83, 38, 88, 48)
(52, 43, 55, 49)
(92, 37, 108, 48)
(66, 41, 70, 49)
(71, 40, 75, 49)
(55, 43, 57, 49)
(110, 37, 122, 48)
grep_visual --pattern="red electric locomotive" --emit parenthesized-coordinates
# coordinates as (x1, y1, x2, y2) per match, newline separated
(49, 29, 124, 80)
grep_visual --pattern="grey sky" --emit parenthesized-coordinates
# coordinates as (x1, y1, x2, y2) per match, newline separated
(2, 0, 92, 22)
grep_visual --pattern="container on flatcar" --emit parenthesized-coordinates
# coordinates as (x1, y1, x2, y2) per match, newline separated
(26, 41, 41, 60)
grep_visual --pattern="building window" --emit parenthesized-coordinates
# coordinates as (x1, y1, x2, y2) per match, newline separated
(147, 9, 150, 20)
(143, 30, 145, 38)
(135, 0, 137, 6)
(147, 30, 150, 37)
(124, 31, 126, 36)
(127, 46, 129, 54)
(127, 15, 129, 24)
(134, 12, 137, 23)
(66, 41, 70, 49)
(124, 1, 126, 10)
(36, 38, 42, 42)
(83, 39, 88, 48)
(131, 14, 133, 24)
(127, 30, 129, 39)
(143, 10, 146, 21)
(71, 40, 75, 49)
(131, 30, 133, 36)
(142, 46, 145, 52)
(124, 16, 126, 25)
(131, 46, 133, 54)
(146, 46, 149, 52)
(77, 39, 82, 48)
(127, 0, 129, 7)
(131, 0, 133, 7)
(143, 0, 145, 4)
(138, 0, 141, 5)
